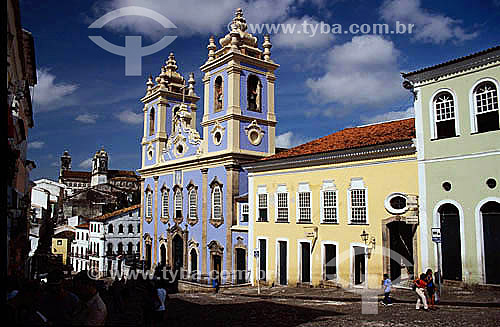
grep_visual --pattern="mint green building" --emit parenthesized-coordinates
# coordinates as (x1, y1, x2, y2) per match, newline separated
(403, 46, 500, 285)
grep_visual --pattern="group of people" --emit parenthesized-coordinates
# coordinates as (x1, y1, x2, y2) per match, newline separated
(381, 268, 439, 310)
(6, 269, 169, 326)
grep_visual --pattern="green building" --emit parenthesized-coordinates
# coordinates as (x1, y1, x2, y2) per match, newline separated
(403, 46, 500, 285)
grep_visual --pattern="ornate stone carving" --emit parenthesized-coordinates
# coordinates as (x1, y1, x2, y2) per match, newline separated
(245, 120, 265, 146)
(210, 121, 225, 146)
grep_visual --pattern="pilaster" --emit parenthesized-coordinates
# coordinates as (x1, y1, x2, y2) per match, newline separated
(201, 167, 209, 276)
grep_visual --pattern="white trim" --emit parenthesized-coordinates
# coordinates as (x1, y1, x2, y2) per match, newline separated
(418, 162, 429, 269)
(297, 239, 313, 284)
(429, 88, 461, 139)
(275, 238, 289, 286)
(248, 177, 255, 285)
(384, 192, 409, 215)
(321, 241, 339, 282)
(414, 87, 425, 160)
(274, 186, 289, 223)
(469, 77, 500, 133)
(432, 199, 467, 282)
(320, 181, 338, 224)
(350, 242, 368, 288)
(474, 197, 500, 284)
(347, 178, 368, 225)
(421, 150, 500, 163)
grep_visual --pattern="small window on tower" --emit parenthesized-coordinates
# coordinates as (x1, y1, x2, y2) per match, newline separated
(149, 107, 155, 136)
(214, 76, 223, 112)
(247, 75, 262, 112)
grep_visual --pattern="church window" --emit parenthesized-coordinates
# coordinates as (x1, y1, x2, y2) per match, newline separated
(247, 74, 262, 112)
(214, 76, 224, 112)
(212, 186, 222, 220)
(162, 189, 169, 219)
(146, 190, 153, 218)
(149, 107, 155, 136)
(188, 188, 198, 219)
(174, 189, 183, 219)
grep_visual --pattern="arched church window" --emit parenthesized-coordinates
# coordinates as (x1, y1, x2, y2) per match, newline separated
(247, 74, 262, 112)
(149, 107, 155, 136)
(214, 76, 224, 112)
(174, 189, 183, 219)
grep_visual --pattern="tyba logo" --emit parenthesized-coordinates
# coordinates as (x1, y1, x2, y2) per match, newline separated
(88, 6, 177, 76)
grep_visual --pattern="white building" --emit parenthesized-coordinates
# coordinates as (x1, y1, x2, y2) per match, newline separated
(87, 204, 141, 278)
(71, 222, 89, 273)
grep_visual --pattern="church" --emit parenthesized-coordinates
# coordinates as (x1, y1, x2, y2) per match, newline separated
(138, 8, 278, 285)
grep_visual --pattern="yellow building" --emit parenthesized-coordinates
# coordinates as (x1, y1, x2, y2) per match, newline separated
(244, 118, 420, 289)
(52, 231, 74, 266)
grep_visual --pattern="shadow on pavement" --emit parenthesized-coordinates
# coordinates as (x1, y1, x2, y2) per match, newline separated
(165, 297, 344, 327)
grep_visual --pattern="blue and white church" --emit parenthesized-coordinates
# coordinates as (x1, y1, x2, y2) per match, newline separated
(138, 8, 279, 285)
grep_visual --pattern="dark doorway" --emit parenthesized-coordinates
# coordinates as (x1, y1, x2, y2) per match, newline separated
(173, 235, 184, 273)
(278, 241, 287, 285)
(388, 221, 414, 282)
(482, 201, 500, 284)
(353, 246, 366, 285)
(213, 254, 222, 280)
(439, 203, 462, 281)
(190, 249, 198, 280)
(324, 244, 337, 281)
(235, 248, 246, 284)
(259, 239, 267, 281)
(301, 242, 311, 283)
(145, 243, 152, 270)
(160, 244, 167, 266)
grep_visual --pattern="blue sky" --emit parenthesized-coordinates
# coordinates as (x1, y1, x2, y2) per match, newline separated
(22, 0, 500, 181)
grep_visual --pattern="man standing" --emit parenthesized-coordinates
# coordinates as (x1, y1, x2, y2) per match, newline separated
(73, 270, 108, 325)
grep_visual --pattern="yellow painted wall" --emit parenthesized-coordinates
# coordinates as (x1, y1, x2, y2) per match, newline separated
(250, 154, 419, 289)
(52, 238, 68, 265)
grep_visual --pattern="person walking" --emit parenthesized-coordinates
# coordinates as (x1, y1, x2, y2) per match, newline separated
(153, 279, 167, 326)
(413, 273, 429, 311)
(381, 274, 393, 306)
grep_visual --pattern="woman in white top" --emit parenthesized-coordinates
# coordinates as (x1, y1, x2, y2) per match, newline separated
(153, 280, 167, 326)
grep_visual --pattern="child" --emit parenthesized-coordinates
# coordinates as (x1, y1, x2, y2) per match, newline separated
(425, 269, 436, 309)
(414, 273, 429, 311)
(381, 274, 393, 306)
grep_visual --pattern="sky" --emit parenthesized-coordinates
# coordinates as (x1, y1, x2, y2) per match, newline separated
(21, 0, 500, 181)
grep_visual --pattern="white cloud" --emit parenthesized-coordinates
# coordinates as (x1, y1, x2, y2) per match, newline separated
(360, 106, 414, 124)
(92, 0, 296, 38)
(380, 0, 478, 44)
(33, 68, 78, 112)
(272, 16, 335, 49)
(76, 114, 98, 124)
(28, 141, 45, 149)
(116, 110, 143, 124)
(78, 158, 93, 169)
(276, 131, 311, 148)
(306, 35, 405, 112)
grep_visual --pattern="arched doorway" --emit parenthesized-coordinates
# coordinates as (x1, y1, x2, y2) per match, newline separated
(145, 243, 152, 270)
(387, 221, 415, 282)
(190, 248, 198, 280)
(482, 201, 500, 284)
(160, 244, 167, 267)
(172, 235, 184, 273)
(439, 203, 462, 281)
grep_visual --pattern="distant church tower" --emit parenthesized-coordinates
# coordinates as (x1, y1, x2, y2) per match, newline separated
(59, 150, 72, 183)
(91, 148, 108, 186)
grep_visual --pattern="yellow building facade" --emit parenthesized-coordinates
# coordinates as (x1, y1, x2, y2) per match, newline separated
(52, 238, 69, 265)
(245, 119, 420, 289)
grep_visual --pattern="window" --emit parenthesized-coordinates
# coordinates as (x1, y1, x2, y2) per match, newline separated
(240, 203, 249, 223)
(214, 76, 224, 112)
(298, 192, 312, 222)
(257, 193, 268, 222)
(247, 74, 262, 112)
(162, 190, 169, 218)
(473, 81, 499, 133)
(149, 107, 155, 136)
(127, 242, 133, 255)
(108, 224, 113, 234)
(128, 224, 133, 234)
(349, 178, 367, 224)
(118, 224, 124, 234)
(276, 192, 289, 222)
(433, 91, 457, 139)
(146, 190, 153, 218)
(117, 243, 123, 255)
(212, 186, 222, 220)
(107, 243, 113, 256)
(174, 189, 183, 219)
(322, 190, 338, 223)
(188, 189, 198, 219)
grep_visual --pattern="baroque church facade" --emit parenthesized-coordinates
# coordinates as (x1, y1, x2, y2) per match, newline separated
(138, 9, 278, 284)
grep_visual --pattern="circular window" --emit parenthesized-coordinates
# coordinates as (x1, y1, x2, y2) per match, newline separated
(249, 131, 259, 143)
(486, 178, 497, 189)
(442, 182, 452, 192)
(384, 193, 408, 215)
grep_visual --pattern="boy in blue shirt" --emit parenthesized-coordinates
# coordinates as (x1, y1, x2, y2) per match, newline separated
(381, 274, 393, 306)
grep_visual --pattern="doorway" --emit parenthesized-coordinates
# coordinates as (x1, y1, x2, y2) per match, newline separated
(482, 201, 500, 284)
(145, 243, 152, 270)
(300, 242, 311, 283)
(172, 235, 184, 273)
(278, 241, 287, 285)
(388, 221, 414, 282)
(353, 246, 366, 286)
(160, 244, 167, 267)
(439, 203, 462, 281)
(235, 248, 246, 284)
(190, 248, 198, 280)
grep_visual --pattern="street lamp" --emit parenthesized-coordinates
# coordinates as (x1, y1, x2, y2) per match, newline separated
(360, 230, 376, 258)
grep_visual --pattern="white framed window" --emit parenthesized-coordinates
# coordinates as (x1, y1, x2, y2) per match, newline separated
(188, 188, 198, 219)
(472, 80, 499, 133)
(297, 183, 312, 223)
(257, 193, 268, 222)
(348, 178, 367, 224)
(145, 190, 153, 218)
(240, 203, 249, 223)
(275, 185, 289, 222)
(320, 181, 337, 224)
(161, 189, 169, 218)
(174, 189, 183, 219)
(212, 186, 222, 220)
(431, 90, 458, 139)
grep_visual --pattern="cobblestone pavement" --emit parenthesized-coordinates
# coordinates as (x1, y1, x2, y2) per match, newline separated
(165, 292, 500, 327)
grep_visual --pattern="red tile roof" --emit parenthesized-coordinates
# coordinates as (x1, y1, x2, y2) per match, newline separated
(265, 118, 415, 161)
(61, 170, 91, 180)
(76, 222, 89, 229)
(89, 204, 140, 222)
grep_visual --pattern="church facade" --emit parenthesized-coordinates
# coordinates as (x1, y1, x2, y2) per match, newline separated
(138, 9, 278, 284)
